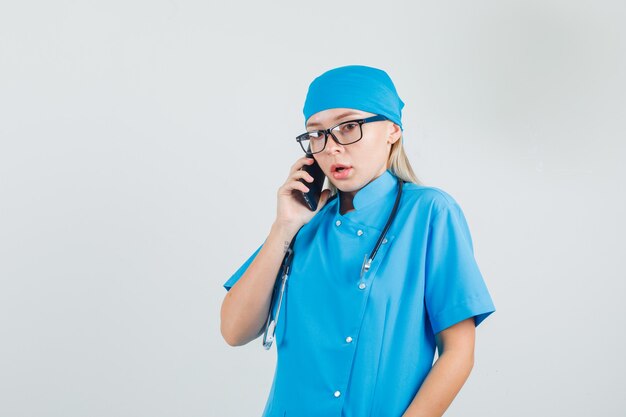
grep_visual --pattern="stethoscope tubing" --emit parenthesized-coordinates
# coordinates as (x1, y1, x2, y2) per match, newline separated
(262, 179, 404, 350)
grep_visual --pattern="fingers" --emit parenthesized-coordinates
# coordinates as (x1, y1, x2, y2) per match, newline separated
(292, 169, 315, 184)
(288, 155, 315, 176)
(278, 174, 310, 195)
(279, 156, 326, 207)
(288, 169, 316, 194)
(289, 178, 310, 194)
(279, 157, 316, 196)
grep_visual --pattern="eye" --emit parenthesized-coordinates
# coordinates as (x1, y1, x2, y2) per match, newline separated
(339, 122, 358, 132)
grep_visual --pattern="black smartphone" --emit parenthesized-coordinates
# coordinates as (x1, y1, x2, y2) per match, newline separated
(297, 155, 326, 211)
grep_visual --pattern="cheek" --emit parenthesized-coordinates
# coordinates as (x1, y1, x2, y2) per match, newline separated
(313, 155, 332, 174)
(357, 140, 389, 163)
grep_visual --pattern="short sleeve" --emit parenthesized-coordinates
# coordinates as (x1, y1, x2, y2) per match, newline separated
(424, 198, 495, 334)
(223, 243, 264, 291)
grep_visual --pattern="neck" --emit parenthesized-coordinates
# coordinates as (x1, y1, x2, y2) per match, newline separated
(339, 191, 356, 215)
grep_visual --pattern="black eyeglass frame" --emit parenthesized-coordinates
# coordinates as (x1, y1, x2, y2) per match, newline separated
(295, 114, 389, 154)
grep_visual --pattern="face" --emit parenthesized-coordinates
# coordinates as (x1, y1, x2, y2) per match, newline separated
(305, 108, 402, 196)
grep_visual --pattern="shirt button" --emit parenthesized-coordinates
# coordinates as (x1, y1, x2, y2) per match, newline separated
(382, 238, 388, 244)
(335, 220, 342, 227)
(358, 282, 366, 290)
(345, 336, 353, 343)
(357, 229, 364, 236)
(334, 390, 341, 398)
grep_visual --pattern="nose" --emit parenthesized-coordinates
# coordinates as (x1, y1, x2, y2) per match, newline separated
(323, 132, 344, 154)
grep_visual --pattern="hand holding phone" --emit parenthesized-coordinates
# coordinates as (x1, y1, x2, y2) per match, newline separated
(297, 155, 326, 211)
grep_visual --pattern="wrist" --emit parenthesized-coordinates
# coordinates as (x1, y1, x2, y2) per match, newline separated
(270, 221, 300, 243)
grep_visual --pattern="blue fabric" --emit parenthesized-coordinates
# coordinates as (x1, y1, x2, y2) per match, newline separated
(223, 170, 495, 417)
(302, 65, 405, 130)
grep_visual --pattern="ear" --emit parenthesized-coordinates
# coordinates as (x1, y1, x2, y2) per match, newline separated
(386, 122, 402, 145)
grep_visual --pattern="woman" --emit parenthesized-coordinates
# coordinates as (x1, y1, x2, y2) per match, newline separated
(220, 65, 495, 417)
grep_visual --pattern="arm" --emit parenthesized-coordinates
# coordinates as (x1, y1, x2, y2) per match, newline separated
(401, 318, 476, 417)
(220, 222, 298, 346)
(220, 156, 331, 347)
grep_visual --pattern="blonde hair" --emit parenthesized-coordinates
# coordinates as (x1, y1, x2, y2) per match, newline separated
(326, 135, 422, 196)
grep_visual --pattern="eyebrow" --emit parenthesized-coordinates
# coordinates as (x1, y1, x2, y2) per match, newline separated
(306, 111, 364, 129)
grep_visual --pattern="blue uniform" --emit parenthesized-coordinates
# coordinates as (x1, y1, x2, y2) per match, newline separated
(223, 170, 495, 417)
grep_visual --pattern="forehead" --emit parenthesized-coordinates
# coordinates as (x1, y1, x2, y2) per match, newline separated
(306, 108, 375, 129)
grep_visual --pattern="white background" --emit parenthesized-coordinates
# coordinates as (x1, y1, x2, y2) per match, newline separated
(1, 0, 624, 416)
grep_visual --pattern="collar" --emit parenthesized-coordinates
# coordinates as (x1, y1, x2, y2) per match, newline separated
(337, 169, 398, 212)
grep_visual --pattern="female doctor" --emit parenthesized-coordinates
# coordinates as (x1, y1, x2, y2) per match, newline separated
(220, 65, 495, 417)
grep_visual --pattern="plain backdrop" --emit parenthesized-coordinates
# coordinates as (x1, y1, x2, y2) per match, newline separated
(1, 0, 625, 416)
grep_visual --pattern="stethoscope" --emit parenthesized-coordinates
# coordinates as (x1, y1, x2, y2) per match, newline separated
(262, 178, 404, 350)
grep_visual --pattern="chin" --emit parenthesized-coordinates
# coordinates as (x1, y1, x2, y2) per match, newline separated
(331, 179, 364, 194)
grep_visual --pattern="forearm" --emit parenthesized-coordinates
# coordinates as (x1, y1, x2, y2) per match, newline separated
(401, 349, 474, 417)
(220, 221, 298, 346)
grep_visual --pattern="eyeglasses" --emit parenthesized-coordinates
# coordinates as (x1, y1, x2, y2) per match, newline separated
(296, 115, 389, 154)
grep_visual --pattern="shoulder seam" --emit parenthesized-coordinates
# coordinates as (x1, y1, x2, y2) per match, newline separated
(402, 183, 458, 211)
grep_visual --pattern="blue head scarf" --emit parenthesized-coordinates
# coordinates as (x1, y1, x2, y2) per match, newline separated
(303, 65, 405, 131)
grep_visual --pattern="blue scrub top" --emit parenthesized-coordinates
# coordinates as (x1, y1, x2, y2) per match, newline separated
(223, 170, 495, 417)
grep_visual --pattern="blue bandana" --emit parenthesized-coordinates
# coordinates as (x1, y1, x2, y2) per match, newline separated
(303, 65, 405, 131)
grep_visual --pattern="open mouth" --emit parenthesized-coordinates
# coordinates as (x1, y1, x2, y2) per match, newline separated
(332, 164, 352, 173)
(331, 164, 352, 179)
